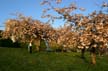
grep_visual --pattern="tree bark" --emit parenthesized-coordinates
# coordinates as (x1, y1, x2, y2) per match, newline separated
(90, 47, 96, 65)
(81, 47, 85, 58)
(91, 52, 96, 65)
(35, 38, 40, 51)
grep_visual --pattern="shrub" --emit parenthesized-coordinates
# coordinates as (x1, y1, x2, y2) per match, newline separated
(0, 38, 13, 47)
(0, 38, 21, 48)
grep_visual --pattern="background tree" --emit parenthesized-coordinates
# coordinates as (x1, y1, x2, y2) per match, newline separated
(3, 13, 57, 51)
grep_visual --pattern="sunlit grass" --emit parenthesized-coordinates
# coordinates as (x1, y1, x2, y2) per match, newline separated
(0, 47, 108, 71)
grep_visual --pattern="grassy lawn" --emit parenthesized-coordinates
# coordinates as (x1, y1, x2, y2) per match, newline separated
(0, 47, 108, 71)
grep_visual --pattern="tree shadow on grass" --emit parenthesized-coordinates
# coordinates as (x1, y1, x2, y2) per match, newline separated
(75, 54, 89, 64)
(81, 57, 89, 63)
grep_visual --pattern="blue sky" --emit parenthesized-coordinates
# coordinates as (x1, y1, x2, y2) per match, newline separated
(0, 0, 107, 30)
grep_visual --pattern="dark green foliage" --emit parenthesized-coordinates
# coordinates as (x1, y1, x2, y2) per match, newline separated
(0, 38, 13, 47)
(0, 30, 3, 38)
(0, 38, 25, 48)
(19, 42, 28, 48)
(13, 42, 21, 48)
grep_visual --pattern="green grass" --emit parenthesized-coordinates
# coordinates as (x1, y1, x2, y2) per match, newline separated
(0, 47, 108, 71)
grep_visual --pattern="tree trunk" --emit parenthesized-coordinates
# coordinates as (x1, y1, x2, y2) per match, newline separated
(44, 38, 52, 52)
(35, 38, 40, 51)
(90, 47, 96, 65)
(81, 47, 85, 58)
(91, 52, 96, 65)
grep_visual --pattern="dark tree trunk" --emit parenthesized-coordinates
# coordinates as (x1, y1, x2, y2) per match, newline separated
(29, 46, 32, 53)
(90, 47, 96, 65)
(81, 47, 86, 58)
